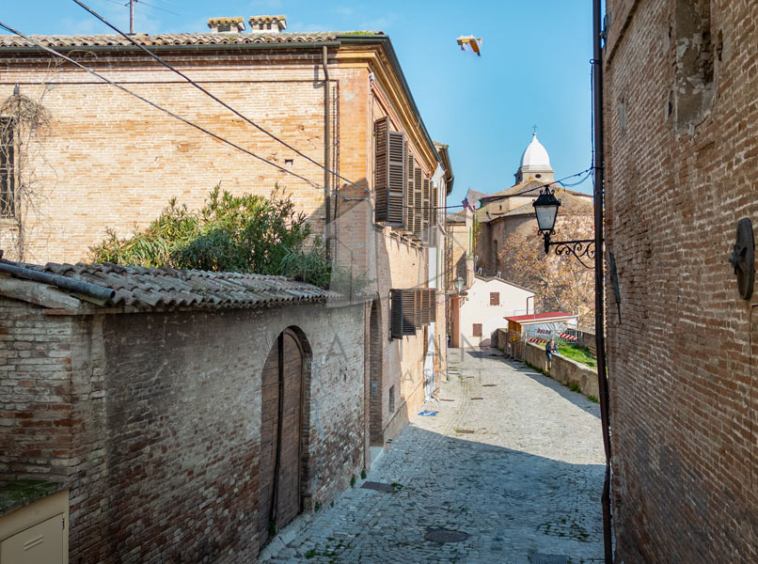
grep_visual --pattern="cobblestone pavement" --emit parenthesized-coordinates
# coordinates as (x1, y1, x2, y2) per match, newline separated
(260, 349, 605, 564)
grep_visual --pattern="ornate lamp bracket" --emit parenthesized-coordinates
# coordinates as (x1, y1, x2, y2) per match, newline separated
(550, 239, 597, 269)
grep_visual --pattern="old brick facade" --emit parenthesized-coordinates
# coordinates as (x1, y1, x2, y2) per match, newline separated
(604, 0, 758, 562)
(0, 265, 365, 562)
(0, 26, 451, 449)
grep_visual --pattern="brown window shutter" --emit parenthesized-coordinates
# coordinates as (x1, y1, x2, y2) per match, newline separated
(490, 292, 500, 306)
(391, 289, 417, 338)
(420, 289, 429, 326)
(387, 132, 406, 225)
(431, 183, 439, 246)
(422, 177, 431, 243)
(414, 288, 422, 328)
(405, 151, 415, 232)
(413, 166, 423, 237)
(391, 289, 404, 339)
(402, 289, 416, 335)
(473, 323, 483, 337)
(429, 289, 437, 322)
(374, 118, 405, 226)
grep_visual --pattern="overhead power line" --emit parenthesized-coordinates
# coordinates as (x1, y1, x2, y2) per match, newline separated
(72, 0, 371, 196)
(0, 20, 322, 189)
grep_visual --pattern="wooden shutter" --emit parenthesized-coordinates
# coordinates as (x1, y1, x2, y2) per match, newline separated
(422, 177, 431, 244)
(430, 183, 439, 246)
(428, 289, 437, 322)
(416, 289, 425, 326)
(473, 323, 483, 337)
(405, 151, 415, 232)
(413, 166, 423, 237)
(490, 292, 500, 306)
(391, 289, 417, 338)
(374, 117, 405, 226)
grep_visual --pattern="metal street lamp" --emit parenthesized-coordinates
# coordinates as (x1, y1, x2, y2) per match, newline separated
(532, 186, 597, 269)
(532, 187, 561, 253)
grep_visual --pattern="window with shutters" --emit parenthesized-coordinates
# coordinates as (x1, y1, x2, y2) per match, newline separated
(422, 177, 431, 243)
(405, 151, 415, 233)
(473, 323, 483, 337)
(390, 288, 417, 339)
(389, 385, 395, 413)
(392, 289, 435, 338)
(374, 117, 406, 226)
(413, 165, 423, 237)
(430, 182, 439, 246)
(0, 118, 16, 218)
(490, 292, 500, 306)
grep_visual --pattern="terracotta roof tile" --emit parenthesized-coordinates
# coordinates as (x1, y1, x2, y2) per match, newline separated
(13, 261, 336, 310)
(0, 31, 376, 49)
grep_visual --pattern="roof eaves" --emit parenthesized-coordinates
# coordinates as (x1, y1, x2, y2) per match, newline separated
(339, 33, 441, 163)
(473, 275, 536, 294)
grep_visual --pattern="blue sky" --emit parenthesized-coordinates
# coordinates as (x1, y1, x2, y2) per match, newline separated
(1, 0, 595, 206)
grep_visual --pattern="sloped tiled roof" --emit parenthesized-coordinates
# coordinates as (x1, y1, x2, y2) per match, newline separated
(446, 210, 467, 223)
(0, 31, 371, 49)
(479, 180, 545, 202)
(9, 261, 336, 310)
(505, 312, 577, 323)
(478, 189, 593, 223)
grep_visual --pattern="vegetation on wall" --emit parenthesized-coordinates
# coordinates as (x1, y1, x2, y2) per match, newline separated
(0, 88, 53, 261)
(91, 186, 367, 293)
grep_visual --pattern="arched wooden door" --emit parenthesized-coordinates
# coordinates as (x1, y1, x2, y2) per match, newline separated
(259, 330, 304, 541)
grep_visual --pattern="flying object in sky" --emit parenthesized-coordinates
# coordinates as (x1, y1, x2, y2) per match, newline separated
(457, 35, 483, 56)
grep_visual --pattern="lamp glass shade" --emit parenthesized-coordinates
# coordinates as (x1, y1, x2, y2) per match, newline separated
(532, 191, 561, 233)
(454, 277, 465, 294)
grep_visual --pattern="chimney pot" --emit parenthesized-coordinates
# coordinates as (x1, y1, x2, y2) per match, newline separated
(248, 15, 287, 33)
(207, 17, 245, 33)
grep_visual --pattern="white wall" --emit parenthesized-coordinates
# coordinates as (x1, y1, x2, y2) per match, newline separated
(459, 277, 534, 348)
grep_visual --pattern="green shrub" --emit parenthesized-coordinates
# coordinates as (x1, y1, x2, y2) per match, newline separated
(91, 186, 367, 292)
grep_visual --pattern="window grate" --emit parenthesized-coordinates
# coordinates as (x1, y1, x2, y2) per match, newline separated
(0, 118, 16, 218)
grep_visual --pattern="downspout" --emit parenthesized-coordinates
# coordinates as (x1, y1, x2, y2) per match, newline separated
(323, 45, 332, 261)
(592, 0, 614, 562)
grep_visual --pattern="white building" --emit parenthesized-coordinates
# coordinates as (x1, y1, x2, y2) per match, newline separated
(450, 275, 535, 348)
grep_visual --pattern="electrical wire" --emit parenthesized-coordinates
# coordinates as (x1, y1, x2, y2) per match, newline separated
(72, 0, 371, 196)
(135, 0, 182, 17)
(0, 20, 321, 189)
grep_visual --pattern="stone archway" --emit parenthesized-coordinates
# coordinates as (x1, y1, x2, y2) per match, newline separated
(259, 328, 309, 542)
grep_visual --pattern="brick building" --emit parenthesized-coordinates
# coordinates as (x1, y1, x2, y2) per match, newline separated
(0, 260, 365, 562)
(471, 134, 593, 278)
(603, 0, 758, 562)
(0, 17, 452, 450)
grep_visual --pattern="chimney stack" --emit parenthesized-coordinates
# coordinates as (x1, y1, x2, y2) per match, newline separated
(248, 15, 287, 33)
(207, 17, 245, 33)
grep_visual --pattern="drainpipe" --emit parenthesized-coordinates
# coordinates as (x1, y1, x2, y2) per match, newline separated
(323, 45, 332, 261)
(592, 0, 614, 562)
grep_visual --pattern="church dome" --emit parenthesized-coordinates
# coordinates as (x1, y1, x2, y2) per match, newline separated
(519, 133, 552, 171)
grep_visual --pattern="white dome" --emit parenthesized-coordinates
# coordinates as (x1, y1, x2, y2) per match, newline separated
(519, 133, 552, 171)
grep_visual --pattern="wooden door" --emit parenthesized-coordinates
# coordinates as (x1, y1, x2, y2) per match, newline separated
(258, 331, 304, 542)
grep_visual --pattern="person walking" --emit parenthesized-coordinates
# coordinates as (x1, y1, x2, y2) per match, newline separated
(545, 338, 557, 372)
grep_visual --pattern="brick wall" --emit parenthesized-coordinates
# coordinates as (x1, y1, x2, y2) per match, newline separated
(604, 0, 758, 562)
(0, 297, 76, 481)
(1, 295, 365, 563)
(0, 41, 447, 462)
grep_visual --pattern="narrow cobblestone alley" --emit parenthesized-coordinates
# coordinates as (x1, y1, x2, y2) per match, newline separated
(260, 349, 605, 564)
